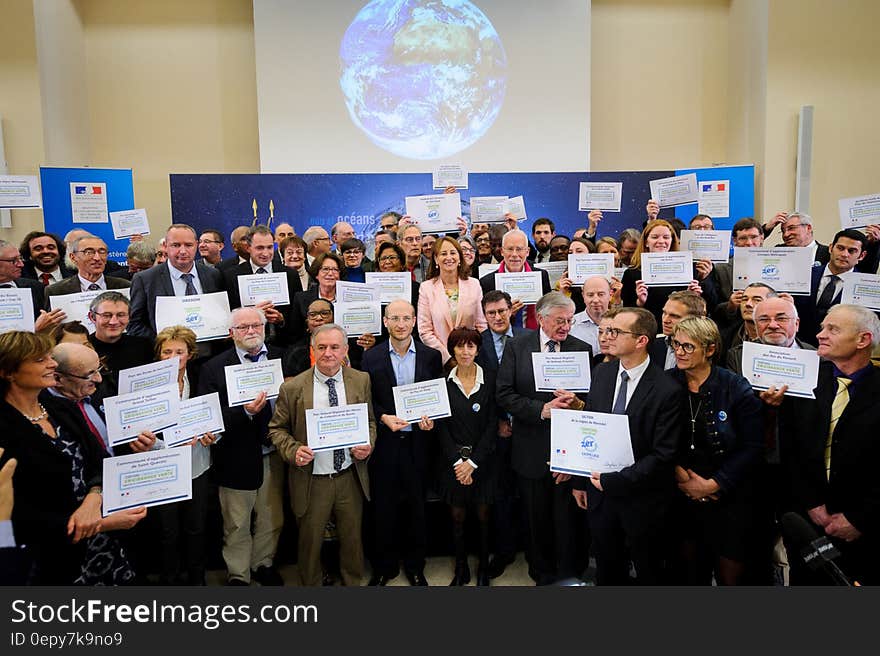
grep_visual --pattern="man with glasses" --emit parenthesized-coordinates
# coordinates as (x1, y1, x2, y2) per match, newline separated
(718, 283, 777, 360)
(18, 231, 74, 284)
(128, 224, 224, 339)
(496, 292, 591, 585)
(571, 307, 684, 585)
(198, 307, 291, 586)
(303, 226, 332, 268)
(476, 290, 524, 579)
(0, 239, 49, 328)
(398, 224, 431, 282)
(762, 211, 830, 267)
(197, 229, 225, 267)
(712, 218, 766, 325)
(87, 291, 154, 393)
(223, 225, 303, 347)
(480, 230, 552, 330)
(648, 291, 707, 371)
(45, 234, 130, 303)
(284, 299, 336, 375)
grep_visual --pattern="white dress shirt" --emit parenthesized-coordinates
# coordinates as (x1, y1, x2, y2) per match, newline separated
(78, 274, 106, 291)
(613, 355, 652, 411)
(168, 263, 204, 296)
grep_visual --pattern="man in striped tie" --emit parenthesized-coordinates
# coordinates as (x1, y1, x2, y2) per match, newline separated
(785, 304, 880, 585)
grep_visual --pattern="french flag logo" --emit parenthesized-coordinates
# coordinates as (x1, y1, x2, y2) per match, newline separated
(75, 186, 87, 194)
(702, 183, 726, 192)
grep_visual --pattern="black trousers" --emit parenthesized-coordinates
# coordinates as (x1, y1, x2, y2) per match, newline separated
(491, 436, 518, 558)
(156, 471, 209, 585)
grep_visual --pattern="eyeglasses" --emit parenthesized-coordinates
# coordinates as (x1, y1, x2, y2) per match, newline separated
(77, 248, 109, 258)
(503, 247, 528, 254)
(57, 365, 106, 381)
(484, 308, 509, 317)
(670, 339, 698, 354)
(343, 249, 364, 256)
(198, 239, 222, 245)
(475, 237, 490, 244)
(232, 323, 264, 332)
(307, 310, 333, 319)
(285, 249, 305, 257)
(318, 267, 340, 274)
(385, 315, 414, 323)
(781, 223, 805, 233)
(0, 256, 23, 264)
(378, 255, 400, 262)
(548, 317, 576, 327)
(755, 315, 794, 325)
(599, 327, 642, 338)
(459, 246, 476, 254)
(93, 312, 129, 321)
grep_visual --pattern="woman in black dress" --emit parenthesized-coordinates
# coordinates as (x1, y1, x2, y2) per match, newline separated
(435, 327, 498, 586)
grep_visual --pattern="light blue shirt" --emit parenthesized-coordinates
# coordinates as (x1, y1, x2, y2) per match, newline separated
(491, 327, 514, 364)
(168, 263, 204, 296)
(389, 338, 417, 432)
(0, 520, 14, 548)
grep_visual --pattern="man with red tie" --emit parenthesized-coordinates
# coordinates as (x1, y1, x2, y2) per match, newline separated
(18, 231, 75, 285)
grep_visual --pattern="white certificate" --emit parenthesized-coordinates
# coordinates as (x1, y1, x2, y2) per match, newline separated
(49, 288, 130, 334)
(732, 247, 813, 295)
(550, 409, 635, 476)
(223, 358, 285, 407)
(501, 195, 527, 222)
(469, 196, 508, 224)
(305, 403, 371, 452)
(109, 208, 150, 239)
(649, 173, 699, 208)
(365, 272, 412, 304)
(495, 271, 543, 304)
(155, 291, 231, 341)
(640, 252, 694, 286)
(535, 261, 568, 288)
(568, 253, 614, 284)
(336, 301, 382, 336)
(392, 378, 452, 423)
(118, 357, 179, 395)
(164, 392, 225, 448)
(578, 182, 622, 212)
(237, 272, 290, 307)
(104, 384, 181, 446)
(335, 280, 381, 303)
(697, 180, 730, 217)
(680, 229, 732, 263)
(70, 182, 108, 223)
(838, 192, 880, 229)
(0, 287, 34, 334)
(405, 193, 462, 234)
(741, 341, 819, 399)
(432, 164, 468, 189)
(840, 272, 880, 311)
(0, 175, 41, 209)
(102, 449, 192, 516)
(532, 352, 592, 392)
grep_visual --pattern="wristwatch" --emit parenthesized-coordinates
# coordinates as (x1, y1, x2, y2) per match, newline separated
(459, 445, 472, 460)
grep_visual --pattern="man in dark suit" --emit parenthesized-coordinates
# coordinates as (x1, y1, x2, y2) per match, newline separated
(794, 229, 869, 346)
(87, 292, 154, 394)
(222, 225, 303, 346)
(762, 211, 830, 266)
(361, 299, 442, 586)
(783, 304, 880, 585)
(18, 231, 75, 284)
(198, 306, 289, 586)
(475, 289, 524, 578)
(496, 291, 592, 585)
(45, 234, 130, 306)
(0, 450, 30, 586)
(572, 307, 684, 585)
(217, 226, 251, 273)
(128, 224, 224, 339)
(648, 291, 706, 371)
(480, 229, 551, 330)
(0, 239, 56, 331)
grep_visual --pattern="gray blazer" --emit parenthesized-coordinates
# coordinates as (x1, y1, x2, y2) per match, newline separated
(44, 275, 131, 309)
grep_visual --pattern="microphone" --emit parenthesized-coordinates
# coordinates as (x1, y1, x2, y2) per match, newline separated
(780, 512, 852, 586)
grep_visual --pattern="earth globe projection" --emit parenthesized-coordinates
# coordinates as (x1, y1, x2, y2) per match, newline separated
(339, 0, 508, 160)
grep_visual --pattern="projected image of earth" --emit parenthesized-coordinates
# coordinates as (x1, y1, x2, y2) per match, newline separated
(339, 0, 507, 160)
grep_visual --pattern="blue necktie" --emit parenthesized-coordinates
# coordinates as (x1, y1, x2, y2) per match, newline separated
(180, 273, 198, 295)
(326, 378, 344, 471)
(612, 371, 629, 414)
(256, 267, 267, 274)
(546, 340, 557, 352)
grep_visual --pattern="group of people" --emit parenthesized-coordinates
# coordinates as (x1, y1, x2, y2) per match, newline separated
(0, 200, 878, 587)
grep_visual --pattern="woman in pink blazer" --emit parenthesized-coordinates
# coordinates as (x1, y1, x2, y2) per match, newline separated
(417, 236, 487, 363)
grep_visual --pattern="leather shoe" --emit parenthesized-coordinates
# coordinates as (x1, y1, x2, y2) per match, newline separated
(487, 554, 515, 579)
(405, 569, 429, 586)
(251, 565, 284, 586)
(449, 562, 471, 586)
(368, 572, 395, 586)
(476, 566, 490, 587)
(226, 578, 249, 586)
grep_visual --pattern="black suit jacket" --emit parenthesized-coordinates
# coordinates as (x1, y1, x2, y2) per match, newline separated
(198, 345, 289, 490)
(648, 336, 672, 370)
(495, 330, 592, 479)
(128, 262, 224, 338)
(794, 266, 840, 346)
(222, 260, 303, 346)
(216, 255, 244, 273)
(476, 326, 525, 372)
(361, 339, 443, 471)
(20, 261, 76, 281)
(44, 274, 131, 309)
(577, 360, 684, 537)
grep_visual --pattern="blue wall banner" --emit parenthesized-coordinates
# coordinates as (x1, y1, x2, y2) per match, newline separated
(40, 166, 136, 262)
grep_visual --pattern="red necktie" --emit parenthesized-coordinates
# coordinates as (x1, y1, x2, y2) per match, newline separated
(77, 399, 108, 453)
(40, 272, 51, 286)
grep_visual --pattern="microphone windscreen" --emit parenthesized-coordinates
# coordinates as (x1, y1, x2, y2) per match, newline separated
(781, 511, 820, 549)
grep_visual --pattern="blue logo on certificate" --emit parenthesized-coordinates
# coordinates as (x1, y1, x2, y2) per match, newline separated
(762, 265, 779, 278)
(579, 427, 599, 456)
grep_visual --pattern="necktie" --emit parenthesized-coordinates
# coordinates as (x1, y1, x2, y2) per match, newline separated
(77, 399, 108, 453)
(40, 272, 51, 286)
(326, 378, 344, 471)
(825, 377, 851, 480)
(180, 273, 198, 296)
(816, 274, 840, 314)
(87, 283, 100, 291)
(546, 340, 557, 352)
(612, 370, 630, 414)
(245, 352, 272, 444)
(256, 267, 267, 274)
